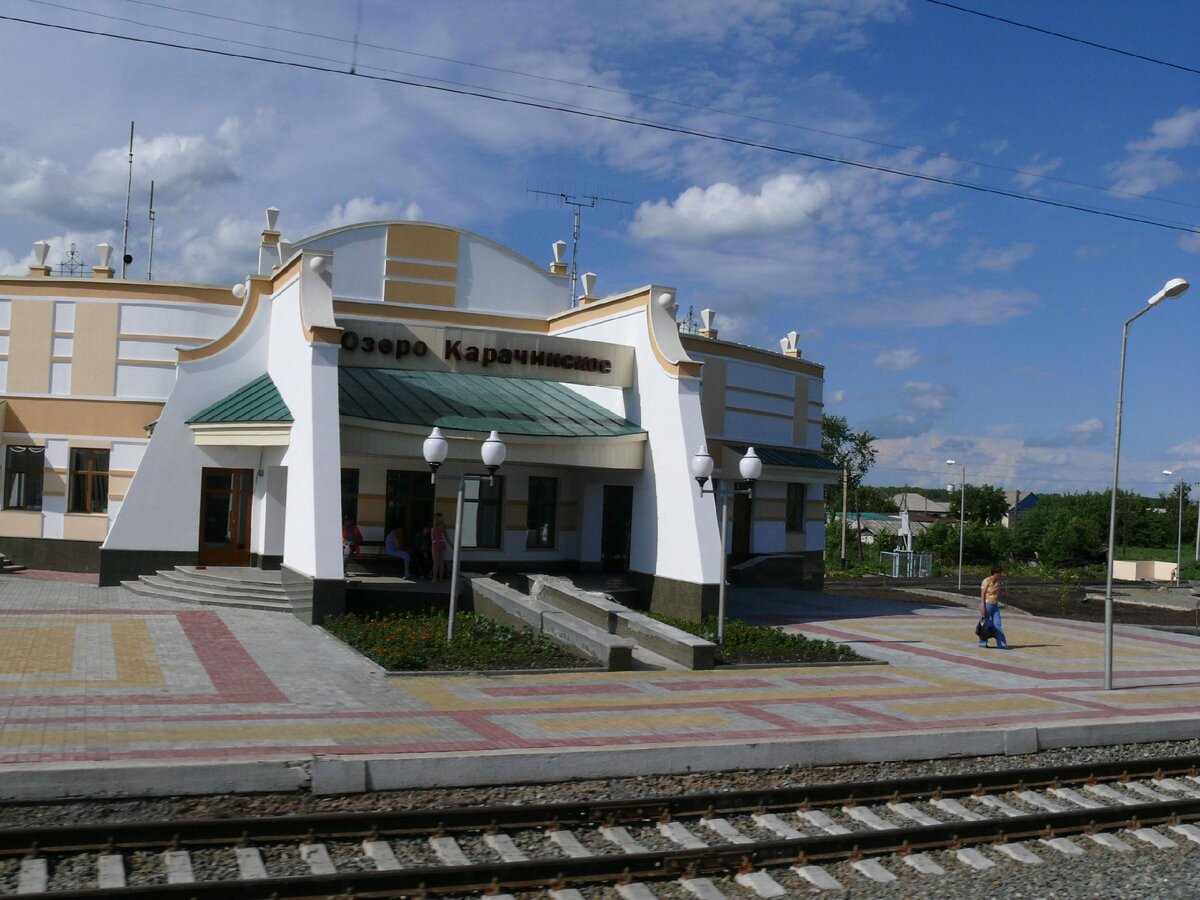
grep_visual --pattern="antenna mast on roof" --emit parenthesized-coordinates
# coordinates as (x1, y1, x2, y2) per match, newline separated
(146, 180, 156, 281)
(121, 122, 134, 279)
(528, 189, 630, 306)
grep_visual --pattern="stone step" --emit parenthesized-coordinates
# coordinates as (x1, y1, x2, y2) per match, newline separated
(170, 566, 292, 590)
(157, 568, 293, 598)
(124, 578, 304, 613)
(1, 564, 26, 574)
(151, 574, 296, 605)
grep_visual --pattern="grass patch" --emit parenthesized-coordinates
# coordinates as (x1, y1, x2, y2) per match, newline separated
(325, 611, 592, 671)
(651, 613, 864, 665)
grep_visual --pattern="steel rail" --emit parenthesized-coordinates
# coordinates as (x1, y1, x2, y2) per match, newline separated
(19, 797, 1200, 899)
(2, 753, 1198, 855)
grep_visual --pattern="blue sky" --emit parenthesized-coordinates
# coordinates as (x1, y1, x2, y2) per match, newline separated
(0, 0, 1197, 498)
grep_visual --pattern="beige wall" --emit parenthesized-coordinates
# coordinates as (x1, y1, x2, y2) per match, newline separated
(63, 515, 108, 542)
(7, 300, 53, 393)
(72, 303, 119, 397)
(0, 511, 43, 537)
(5, 398, 161, 439)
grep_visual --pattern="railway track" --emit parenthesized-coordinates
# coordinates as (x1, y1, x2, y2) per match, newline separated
(6, 753, 1200, 897)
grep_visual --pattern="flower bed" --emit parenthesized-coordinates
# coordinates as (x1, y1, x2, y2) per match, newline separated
(325, 611, 592, 671)
(651, 614, 864, 665)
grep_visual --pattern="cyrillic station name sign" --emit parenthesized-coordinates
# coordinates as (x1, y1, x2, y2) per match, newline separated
(337, 321, 633, 387)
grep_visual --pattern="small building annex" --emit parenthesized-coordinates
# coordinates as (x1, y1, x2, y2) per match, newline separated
(0, 212, 839, 620)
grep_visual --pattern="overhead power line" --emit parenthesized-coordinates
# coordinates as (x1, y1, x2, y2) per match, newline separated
(924, 0, 1200, 77)
(2, 12, 1199, 236)
(58, 0, 1200, 215)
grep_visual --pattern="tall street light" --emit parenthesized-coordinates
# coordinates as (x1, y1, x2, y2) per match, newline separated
(423, 427, 507, 641)
(1163, 470, 1184, 586)
(945, 460, 966, 592)
(692, 445, 762, 645)
(1104, 277, 1190, 690)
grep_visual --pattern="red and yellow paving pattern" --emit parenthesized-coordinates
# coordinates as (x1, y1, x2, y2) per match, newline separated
(1, 579, 1200, 765)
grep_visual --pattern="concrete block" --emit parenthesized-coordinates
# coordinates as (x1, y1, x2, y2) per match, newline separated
(541, 611, 634, 670)
(531, 575, 624, 633)
(312, 757, 367, 795)
(0, 759, 309, 801)
(471, 580, 554, 632)
(1004, 727, 1039, 755)
(616, 610, 716, 669)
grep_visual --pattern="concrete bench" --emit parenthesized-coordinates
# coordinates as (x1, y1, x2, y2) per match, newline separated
(472, 578, 634, 670)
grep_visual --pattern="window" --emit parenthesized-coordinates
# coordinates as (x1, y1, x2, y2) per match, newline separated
(462, 475, 503, 549)
(341, 468, 360, 523)
(69, 448, 109, 514)
(785, 483, 806, 532)
(4, 446, 45, 510)
(526, 476, 558, 549)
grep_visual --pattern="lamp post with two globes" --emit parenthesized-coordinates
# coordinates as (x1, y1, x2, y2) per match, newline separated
(691, 446, 762, 644)
(422, 427, 507, 641)
(1103, 277, 1191, 690)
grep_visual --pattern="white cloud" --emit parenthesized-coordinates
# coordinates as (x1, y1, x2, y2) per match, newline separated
(844, 287, 1038, 327)
(1013, 156, 1062, 190)
(902, 381, 950, 412)
(1107, 154, 1184, 196)
(318, 197, 423, 232)
(828, 390, 846, 405)
(1066, 418, 1104, 441)
(1107, 107, 1200, 196)
(873, 348, 921, 370)
(1129, 107, 1200, 153)
(960, 241, 1034, 273)
(630, 173, 832, 243)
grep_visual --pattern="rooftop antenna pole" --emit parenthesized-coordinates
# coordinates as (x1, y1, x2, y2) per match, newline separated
(146, 180, 156, 281)
(527, 189, 630, 306)
(120, 121, 134, 279)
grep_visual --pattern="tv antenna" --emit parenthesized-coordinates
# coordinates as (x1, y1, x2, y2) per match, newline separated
(528, 189, 629, 306)
(146, 180, 157, 281)
(120, 121, 134, 278)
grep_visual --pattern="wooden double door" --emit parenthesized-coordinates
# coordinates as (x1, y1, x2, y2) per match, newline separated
(198, 468, 254, 566)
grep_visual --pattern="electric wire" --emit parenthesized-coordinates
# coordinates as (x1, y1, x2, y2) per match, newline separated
(2, 12, 1198, 237)
(71, 0, 1200, 215)
(923, 0, 1200, 77)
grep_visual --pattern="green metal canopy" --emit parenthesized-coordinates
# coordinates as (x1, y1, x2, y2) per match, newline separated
(339, 367, 644, 438)
(727, 443, 840, 470)
(187, 374, 293, 424)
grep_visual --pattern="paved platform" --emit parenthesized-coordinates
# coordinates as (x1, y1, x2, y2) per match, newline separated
(2, 573, 1200, 799)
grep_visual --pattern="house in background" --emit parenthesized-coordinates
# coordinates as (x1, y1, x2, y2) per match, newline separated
(1002, 491, 1038, 527)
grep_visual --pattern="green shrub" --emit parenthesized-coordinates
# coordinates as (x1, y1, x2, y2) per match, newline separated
(650, 613, 864, 665)
(325, 611, 590, 671)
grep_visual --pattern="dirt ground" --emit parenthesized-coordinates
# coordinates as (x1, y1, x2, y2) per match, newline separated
(826, 577, 1200, 629)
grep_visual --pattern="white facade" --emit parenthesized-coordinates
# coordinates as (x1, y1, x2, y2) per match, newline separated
(1, 217, 838, 617)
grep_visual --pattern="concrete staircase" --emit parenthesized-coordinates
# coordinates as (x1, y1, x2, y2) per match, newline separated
(123, 567, 311, 620)
(0, 553, 26, 574)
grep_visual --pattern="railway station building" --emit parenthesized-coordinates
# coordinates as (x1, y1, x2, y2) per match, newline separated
(0, 212, 838, 619)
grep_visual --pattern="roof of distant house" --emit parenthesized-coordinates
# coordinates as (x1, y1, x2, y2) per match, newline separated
(891, 492, 950, 514)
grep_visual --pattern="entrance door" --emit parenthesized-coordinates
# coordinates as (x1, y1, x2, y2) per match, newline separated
(731, 491, 753, 564)
(385, 470, 436, 538)
(600, 485, 633, 573)
(198, 468, 254, 566)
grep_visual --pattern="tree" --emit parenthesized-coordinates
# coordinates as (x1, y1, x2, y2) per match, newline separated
(822, 415, 879, 562)
(948, 484, 1009, 525)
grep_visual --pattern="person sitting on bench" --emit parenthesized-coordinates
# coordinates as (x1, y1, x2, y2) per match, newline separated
(384, 525, 413, 579)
